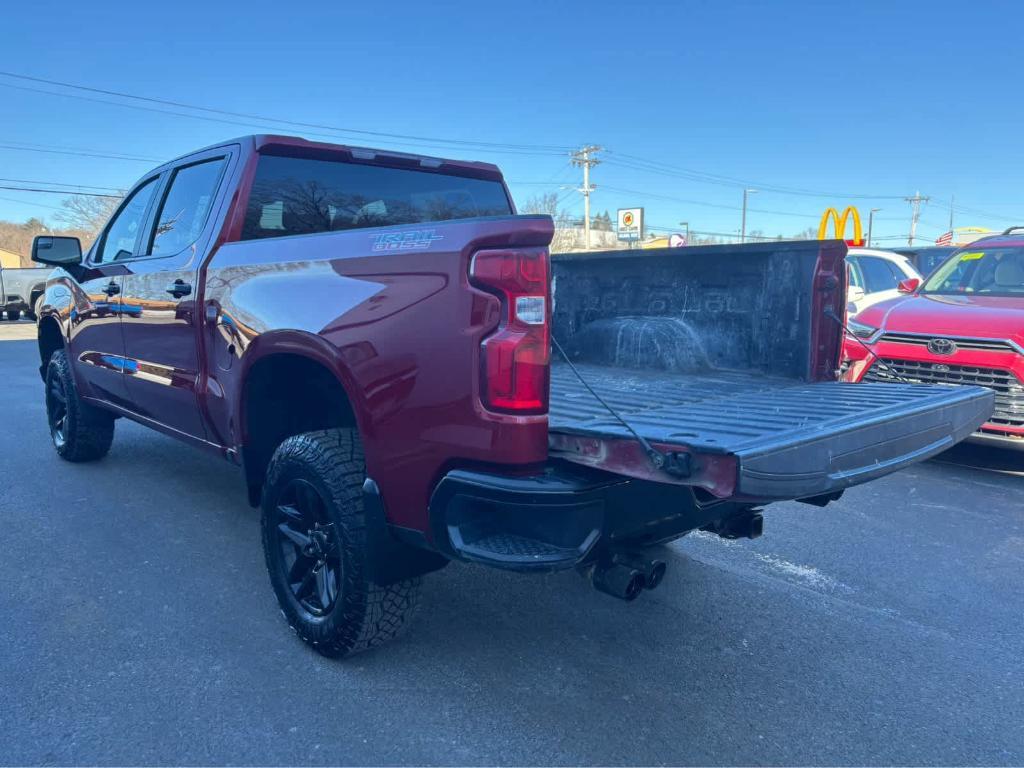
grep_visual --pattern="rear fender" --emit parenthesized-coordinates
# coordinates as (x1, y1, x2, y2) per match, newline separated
(235, 329, 368, 444)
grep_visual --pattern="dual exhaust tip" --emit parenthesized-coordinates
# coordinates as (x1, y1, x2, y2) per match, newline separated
(589, 554, 667, 601)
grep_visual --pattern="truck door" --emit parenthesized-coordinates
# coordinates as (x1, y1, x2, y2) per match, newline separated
(70, 176, 161, 407)
(119, 154, 229, 440)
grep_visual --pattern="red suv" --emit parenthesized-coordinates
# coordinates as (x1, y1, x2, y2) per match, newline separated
(842, 230, 1024, 448)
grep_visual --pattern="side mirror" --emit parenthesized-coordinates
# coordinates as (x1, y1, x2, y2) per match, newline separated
(897, 277, 921, 294)
(32, 236, 82, 267)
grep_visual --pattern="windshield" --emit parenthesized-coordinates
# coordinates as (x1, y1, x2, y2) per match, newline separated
(920, 245, 1024, 296)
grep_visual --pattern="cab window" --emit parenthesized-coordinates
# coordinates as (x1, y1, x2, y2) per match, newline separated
(96, 178, 159, 264)
(147, 158, 226, 257)
(241, 154, 512, 241)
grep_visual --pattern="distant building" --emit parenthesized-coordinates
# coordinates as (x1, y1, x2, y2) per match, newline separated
(0, 248, 24, 268)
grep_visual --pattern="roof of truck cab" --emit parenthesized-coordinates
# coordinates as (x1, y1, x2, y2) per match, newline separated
(171, 134, 505, 180)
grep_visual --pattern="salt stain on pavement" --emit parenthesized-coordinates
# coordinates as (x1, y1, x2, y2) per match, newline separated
(750, 552, 842, 590)
(679, 530, 852, 594)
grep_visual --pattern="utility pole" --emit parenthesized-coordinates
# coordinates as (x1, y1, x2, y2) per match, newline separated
(868, 208, 881, 248)
(741, 188, 757, 243)
(949, 194, 955, 231)
(904, 191, 930, 245)
(679, 221, 690, 244)
(571, 145, 602, 250)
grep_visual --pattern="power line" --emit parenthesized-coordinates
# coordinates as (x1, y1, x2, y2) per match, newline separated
(0, 185, 120, 198)
(0, 142, 159, 162)
(0, 194, 64, 211)
(604, 152, 909, 200)
(0, 177, 123, 192)
(606, 151, 1022, 225)
(0, 72, 572, 156)
(4, 70, 1019, 229)
(599, 184, 820, 218)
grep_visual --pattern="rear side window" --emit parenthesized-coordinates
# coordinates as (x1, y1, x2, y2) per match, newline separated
(858, 256, 900, 293)
(241, 155, 512, 241)
(148, 158, 226, 257)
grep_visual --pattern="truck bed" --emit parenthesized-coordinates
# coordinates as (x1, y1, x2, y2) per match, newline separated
(549, 362, 992, 499)
(548, 243, 994, 500)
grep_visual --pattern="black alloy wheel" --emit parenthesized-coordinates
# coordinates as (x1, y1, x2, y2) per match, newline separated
(271, 478, 343, 617)
(46, 371, 68, 448)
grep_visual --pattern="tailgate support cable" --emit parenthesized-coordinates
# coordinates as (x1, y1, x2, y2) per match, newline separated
(824, 307, 914, 385)
(551, 336, 691, 479)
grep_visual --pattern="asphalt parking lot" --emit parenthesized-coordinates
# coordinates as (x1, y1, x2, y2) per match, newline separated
(1, 319, 1022, 766)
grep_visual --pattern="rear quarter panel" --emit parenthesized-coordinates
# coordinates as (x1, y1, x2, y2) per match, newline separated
(202, 215, 554, 530)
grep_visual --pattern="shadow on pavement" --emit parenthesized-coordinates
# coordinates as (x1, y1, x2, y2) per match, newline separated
(932, 441, 1024, 476)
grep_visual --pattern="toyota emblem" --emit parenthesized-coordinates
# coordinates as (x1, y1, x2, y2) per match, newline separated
(926, 338, 957, 356)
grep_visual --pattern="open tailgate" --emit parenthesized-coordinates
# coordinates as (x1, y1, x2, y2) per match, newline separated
(548, 363, 994, 501)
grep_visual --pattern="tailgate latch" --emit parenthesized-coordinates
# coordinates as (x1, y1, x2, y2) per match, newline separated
(649, 449, 692, 479)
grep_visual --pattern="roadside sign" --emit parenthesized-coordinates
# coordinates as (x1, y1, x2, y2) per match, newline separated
(617, 207, 643, 241)
(668, 233, 687, 248)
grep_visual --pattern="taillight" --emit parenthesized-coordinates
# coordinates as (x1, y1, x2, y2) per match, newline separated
(469, 248, 550, 414)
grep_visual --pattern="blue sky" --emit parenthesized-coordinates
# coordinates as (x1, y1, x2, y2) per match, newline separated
(1, 0, 1022, 244)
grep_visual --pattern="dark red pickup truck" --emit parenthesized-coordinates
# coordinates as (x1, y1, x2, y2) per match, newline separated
(31, 135, 993, 657)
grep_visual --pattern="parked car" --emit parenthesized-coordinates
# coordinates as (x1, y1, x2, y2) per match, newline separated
(889, 245, 959, 278)
(845, 248, 923, 315)
(31, 135, 993, 657)
(0, 262, 47, 320)
(843, 229, 1024, 449)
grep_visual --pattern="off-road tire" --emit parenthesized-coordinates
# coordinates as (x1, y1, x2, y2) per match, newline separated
(7, 310, 20, 322)
(261, 428, 421, 658)
(45, 349, 115, 462)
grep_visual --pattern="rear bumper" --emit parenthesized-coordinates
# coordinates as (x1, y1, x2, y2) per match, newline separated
(428, 465, 618, 571)
(427, 463, 737, 572)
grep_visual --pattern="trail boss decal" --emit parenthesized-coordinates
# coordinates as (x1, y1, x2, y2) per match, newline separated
(371, 230, 444, 252)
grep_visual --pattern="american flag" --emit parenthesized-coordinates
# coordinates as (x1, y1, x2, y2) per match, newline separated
(936, 231, 954, 245)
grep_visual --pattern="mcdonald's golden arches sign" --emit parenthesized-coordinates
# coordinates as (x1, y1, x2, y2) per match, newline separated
(817, 206, 864, 246)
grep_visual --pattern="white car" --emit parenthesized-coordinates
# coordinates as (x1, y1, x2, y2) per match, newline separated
(845, 248, 923, 315)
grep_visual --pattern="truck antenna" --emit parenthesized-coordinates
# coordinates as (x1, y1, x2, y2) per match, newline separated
(551, 336, 690, 478)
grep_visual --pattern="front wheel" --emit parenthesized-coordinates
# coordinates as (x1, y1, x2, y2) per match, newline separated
(45, 349, 115, 461)
(6, 310, 20, 322)
(261, 429, 421, 658)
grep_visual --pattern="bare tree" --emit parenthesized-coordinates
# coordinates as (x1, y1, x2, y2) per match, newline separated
(791, 226, 819, 240)
(55, 193, 123, 241)
(519, 192, 560, 217)
(520, 193, 581, 252)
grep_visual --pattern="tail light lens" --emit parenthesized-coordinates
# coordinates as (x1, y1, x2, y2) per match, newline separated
(470, 248, 550, 414)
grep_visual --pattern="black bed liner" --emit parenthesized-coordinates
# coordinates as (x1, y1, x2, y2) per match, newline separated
(549, 363, 994, 499)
